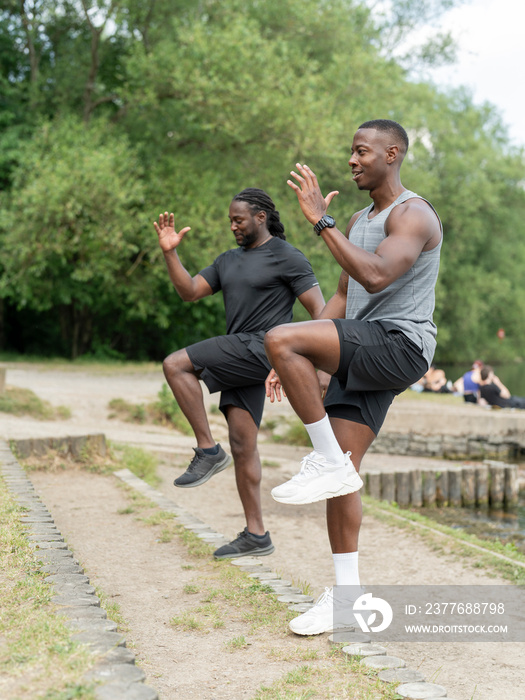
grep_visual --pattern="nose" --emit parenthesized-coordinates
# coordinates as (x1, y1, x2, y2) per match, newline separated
(348, 153, 358, 167)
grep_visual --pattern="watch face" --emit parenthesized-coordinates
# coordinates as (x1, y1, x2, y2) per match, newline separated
(314, 215, 336, 234)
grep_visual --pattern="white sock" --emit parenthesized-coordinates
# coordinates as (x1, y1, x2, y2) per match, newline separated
(333, 551, 360, 587)
(304, 414, 344, 465)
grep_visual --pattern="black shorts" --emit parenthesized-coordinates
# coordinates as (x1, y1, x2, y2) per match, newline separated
(186, 332, 271, 427)
(324, 319, 429, 435)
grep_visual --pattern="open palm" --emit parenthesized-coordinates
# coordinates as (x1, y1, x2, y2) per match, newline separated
(153, 211, 191, 252)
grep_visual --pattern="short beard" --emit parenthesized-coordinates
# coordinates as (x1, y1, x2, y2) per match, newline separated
(236, 231, 258, 248)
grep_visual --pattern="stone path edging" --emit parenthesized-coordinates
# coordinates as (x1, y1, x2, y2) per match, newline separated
(0, 439, 159, 700)
(114, 468, 453, 700)
(0, 433, 455, 700)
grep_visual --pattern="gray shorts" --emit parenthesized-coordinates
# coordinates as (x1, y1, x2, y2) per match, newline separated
(324, 319, 428, 435)
(186, 332, 271, 427)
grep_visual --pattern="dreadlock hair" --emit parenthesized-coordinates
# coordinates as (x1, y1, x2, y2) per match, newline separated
(232, 188, 286, 240)
(358, 119, 409, 155)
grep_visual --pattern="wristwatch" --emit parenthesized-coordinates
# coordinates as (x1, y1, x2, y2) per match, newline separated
(313, 215, 336, 235)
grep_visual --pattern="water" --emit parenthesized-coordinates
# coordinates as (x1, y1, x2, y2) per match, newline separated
(441, 363, 525, 396)
(418, 467, 525, 555)
(413, 363, 525, 552)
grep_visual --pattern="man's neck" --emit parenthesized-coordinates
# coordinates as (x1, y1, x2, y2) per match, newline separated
(369, 179, 406, 215)
(245, 231, 273, 249)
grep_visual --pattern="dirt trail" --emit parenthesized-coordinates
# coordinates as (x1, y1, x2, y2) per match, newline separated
(2, 364, 525, 699)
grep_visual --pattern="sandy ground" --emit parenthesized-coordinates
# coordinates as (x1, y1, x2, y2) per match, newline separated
(2, 364, 525, 700)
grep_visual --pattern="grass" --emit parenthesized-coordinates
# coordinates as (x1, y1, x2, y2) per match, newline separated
(0, 480, 96, 700)
(110, 476, 412, 699)
(253, 655, 405, 699)
(0, 386, 71, 420)
(363, 496, 525, 586)
(0, 354, 160, 373)
(1, 443, 160, 698)
(20, 439, 161, 488)
(9, 432, 523, 699)
(270, 417, 310, 446)
(107, 383, 192, 435)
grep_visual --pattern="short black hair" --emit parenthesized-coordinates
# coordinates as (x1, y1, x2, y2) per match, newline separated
(232, 188, 285, 239)
(358, 119, 409, 154)
(480, 366, 493, 381)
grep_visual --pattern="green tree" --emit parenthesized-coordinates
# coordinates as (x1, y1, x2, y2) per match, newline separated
(0, 116, 148, 358)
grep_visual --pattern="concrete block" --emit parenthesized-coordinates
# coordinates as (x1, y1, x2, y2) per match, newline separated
(488, 462, 506, 508)
(379, 668, 425, 683)
(504, 464, 519, 506)
(14, 439, 32, 459)
(84, 663, 146, 684)
(367, 472, 381, 501)
(448, 469, 462, 506)
(361, 655, 406, 670)
(475, 466, 489, 506)
(461, 467, 476, 506)
(395, 681, 447, 698)
(70, 435, 88, 459)
(94, 683, 158, 700)
(435, 470, 448, 506)
(395, 471, 411, 507)
(381, 472, 396, 502)
(32, 438, 50, 457)
(343, 643, 387, 657)
(86, 433, 107, 457)
(422, 471, 436, 506)
(410, 470, 423, 507)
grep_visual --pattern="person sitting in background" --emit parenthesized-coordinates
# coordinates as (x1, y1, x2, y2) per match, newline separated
(411, 365, 452, 393)
(452, 360, 483, 403)
(478, 366, 525, 409)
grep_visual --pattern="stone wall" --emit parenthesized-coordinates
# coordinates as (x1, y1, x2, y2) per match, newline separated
(369, 431, 525, 461)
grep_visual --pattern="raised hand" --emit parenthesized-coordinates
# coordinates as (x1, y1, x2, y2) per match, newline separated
(153, 211, 191, 253)
(287, 163, 339, 225)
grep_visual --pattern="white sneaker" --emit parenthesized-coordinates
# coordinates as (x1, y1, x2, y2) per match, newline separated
(289, 587, 358, 636)
(271, 451, 363, 505)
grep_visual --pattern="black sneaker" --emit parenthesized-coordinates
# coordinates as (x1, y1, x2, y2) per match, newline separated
(174, 444, 231, 488)
(213, 527, 275, 559)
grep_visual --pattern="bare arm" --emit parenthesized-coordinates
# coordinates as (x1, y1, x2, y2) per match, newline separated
(153, 212, 213, 301)
(452, 376, 465, 393)
(287, 164, 441, 293)
(296, 284, 326, 320)
(493, 375, 511, 399)
(317, 271, 348, 320)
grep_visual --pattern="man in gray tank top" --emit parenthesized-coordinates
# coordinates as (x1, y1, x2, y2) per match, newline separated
(264, 119, 442, 636)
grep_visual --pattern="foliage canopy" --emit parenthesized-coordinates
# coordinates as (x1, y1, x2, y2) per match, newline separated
(0, 0, 524, 364)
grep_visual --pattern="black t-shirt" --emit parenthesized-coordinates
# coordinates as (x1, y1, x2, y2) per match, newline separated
(198, 236, 319, 335)
(479, 383, 509, 408)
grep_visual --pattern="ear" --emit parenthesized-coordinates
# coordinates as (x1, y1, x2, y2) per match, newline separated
(255, 210, 267, 225)
(386, 144, 399, 164)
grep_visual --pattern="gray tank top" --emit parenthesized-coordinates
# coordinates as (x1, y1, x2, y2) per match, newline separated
(345, 190, 442, 365)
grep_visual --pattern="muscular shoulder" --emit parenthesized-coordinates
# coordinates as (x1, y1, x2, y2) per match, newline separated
(387, 197, 441, 248)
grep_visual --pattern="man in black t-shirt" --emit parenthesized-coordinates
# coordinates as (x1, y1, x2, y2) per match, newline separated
(478, 366, 525, 409)
(154, 188, 324, 559)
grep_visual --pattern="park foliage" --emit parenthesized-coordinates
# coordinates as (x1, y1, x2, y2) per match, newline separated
(0, 0, 524, 364)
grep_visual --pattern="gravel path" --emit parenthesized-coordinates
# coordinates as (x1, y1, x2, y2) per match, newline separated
(2, 364, 524, 699)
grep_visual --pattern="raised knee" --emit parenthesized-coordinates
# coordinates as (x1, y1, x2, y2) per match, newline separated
(162, 350, 189, 379)
(264, 325, 291, 360)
